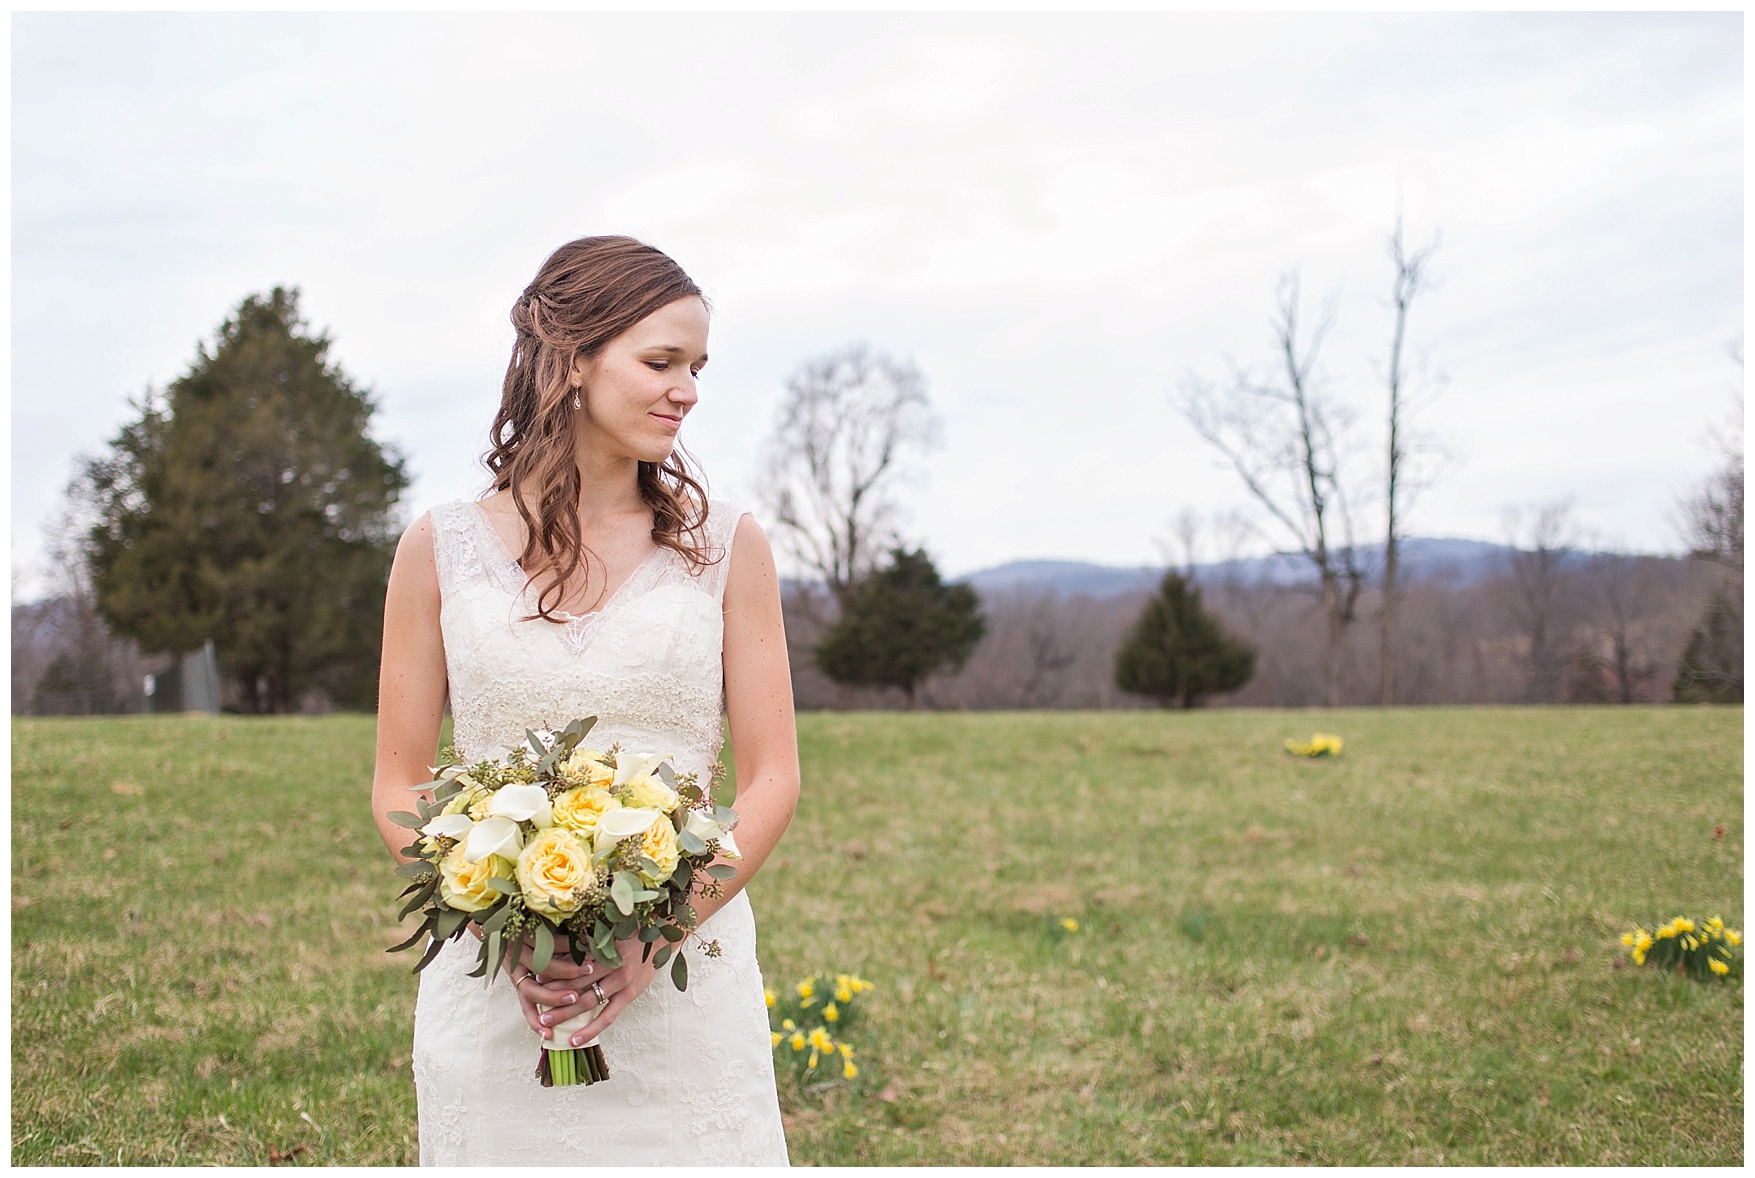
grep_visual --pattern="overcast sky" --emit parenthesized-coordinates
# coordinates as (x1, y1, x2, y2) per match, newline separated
(11, 11, 1743, 596)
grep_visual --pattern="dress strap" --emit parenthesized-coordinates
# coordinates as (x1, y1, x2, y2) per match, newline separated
(696, 498, 750, 603)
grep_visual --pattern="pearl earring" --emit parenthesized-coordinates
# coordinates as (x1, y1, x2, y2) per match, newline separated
(573, 387, 581, 411)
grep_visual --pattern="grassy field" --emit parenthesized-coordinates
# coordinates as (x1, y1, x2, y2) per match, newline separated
(12, 707, 1743, 1165)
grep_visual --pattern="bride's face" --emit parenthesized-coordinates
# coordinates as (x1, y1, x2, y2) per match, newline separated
(572, 296, 709, 464)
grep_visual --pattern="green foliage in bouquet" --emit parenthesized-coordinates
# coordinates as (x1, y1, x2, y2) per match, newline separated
(387, 716, 741, 989)
(1621, 915, 1742, 982)
(767, 973, 873, 1089)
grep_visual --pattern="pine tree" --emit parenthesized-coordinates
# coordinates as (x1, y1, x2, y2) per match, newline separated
(1673, 587, 1744, 704)
(1114, 572, 1256, 708)
(815, 548, 985, 708)
(80, 288, 408, 713)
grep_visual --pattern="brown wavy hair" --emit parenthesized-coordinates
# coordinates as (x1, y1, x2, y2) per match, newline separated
(484, 235, 713, 621)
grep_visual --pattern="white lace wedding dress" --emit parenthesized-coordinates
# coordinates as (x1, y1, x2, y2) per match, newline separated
(410, 498, 789, 1166)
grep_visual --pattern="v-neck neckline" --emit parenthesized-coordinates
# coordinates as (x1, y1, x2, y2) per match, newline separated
(469, 501, 666, 622)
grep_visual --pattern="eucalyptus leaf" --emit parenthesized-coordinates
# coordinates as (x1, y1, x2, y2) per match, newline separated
(388, 811, 426, 829)
(638, 925, 663, 942)
(533, 922, 555, 975)
(633, 888, 662, 903)
(479, 903, 512, 934)
(610, 873, 636, 916)
(677, 828, 708, 856)
(395, 860, 434, 880)
(653, 943, 674, 969)
(613, 917, 637, 940)
(486, 877, 519, 895)
(385, 921, 431, 954)
(435, 908, 469, 940)
(660, 924, 685, 942)
(705, 864, 738, 881)
(671, 950, 688, 991)
(413, 933, 448, 973)
(526, 730, 546, 758)
(485, 930, 502, 984)
(714, 805, 739, 830)
(656, 763, 676, 786)
(399, 879, 438, 919)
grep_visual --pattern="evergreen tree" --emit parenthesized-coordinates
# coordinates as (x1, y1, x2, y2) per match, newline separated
(80, 288, 408, 713)
(815, 548, 985, 708)
(1673, 587, 1744, 704)
(1114, 571, 1255, 708)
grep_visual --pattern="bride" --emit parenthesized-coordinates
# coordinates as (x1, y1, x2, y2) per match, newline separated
(370, 236, 798, 1165)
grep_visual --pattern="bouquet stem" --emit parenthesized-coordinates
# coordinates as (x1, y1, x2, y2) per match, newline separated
(535, 1006, 610, 1088)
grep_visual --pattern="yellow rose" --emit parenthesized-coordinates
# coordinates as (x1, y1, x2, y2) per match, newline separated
(517, 828, 596, 918)
(562, 748, 616, 789)
(551, 786, 620, 840)
(622, 772, 681, 814)
(438, 843, 513, 912)
(636, 817, 680, 885)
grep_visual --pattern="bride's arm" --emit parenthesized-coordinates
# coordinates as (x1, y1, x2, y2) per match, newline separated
(371, 514, 449, 864)
(694, 512, 802, 921)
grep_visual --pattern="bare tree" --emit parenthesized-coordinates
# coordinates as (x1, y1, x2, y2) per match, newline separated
(1578, 547, 1666, 703)
(758, 345, 939, 602)
(1503, 501, 1578, 703)
(1378, 220, 1442, 706)
(1183, 273, 1366, 706)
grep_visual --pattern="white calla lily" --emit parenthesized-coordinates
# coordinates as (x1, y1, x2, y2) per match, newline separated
(592, 806, 661, 851)
(683, 809, 724, 842)
(613, 751, 666, 789)
(464, 815, 524, 863)
(487, 784, 553, 828)
(683, 809, 741, 859)
(421, 813, 475, 840)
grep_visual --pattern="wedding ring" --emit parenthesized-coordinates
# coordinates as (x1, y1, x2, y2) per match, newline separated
(590, 982, 606, 1006)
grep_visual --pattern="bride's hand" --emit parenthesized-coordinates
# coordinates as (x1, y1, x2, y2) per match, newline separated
(508, 936, 660, 1047)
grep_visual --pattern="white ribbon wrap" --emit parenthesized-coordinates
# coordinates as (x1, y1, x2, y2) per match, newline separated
(538, 1002, 606, 1053)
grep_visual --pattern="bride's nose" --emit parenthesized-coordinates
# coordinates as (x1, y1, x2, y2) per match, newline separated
(668, 376, 699, 410)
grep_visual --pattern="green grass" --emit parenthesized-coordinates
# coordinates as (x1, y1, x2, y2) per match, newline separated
(12, 707, 1743, 1165)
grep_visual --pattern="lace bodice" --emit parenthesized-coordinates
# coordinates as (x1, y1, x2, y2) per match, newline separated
(430, 498, 744, 775)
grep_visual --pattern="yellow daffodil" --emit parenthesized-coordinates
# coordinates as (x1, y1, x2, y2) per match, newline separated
(807, 1049, 819, 1070)
(838, 1043, 854, 1059)
(764, 988, 776, 1008)
(1633, 948, 1646, 966)
(771, 1032, 783, 1048)
(843, 1060, 859, 1080)
(1709, 957, 1730, 976)
(823, 1002, 839, 1023)
(1728, 931, 1742, 946)
(1620, 932, 1637, 947)
(835, 984, 854, 1003)
(808, 1027, 835, 1052)
(1061, 918, 1080, 933)
(1675, 917, 1696, 934)
(788, 1032, 805, 1052)
(780, 1018, 796, 1032)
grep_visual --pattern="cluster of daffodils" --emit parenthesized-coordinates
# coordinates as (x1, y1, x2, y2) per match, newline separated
(1285, 733, 1344, 758)
(387, 717, 741, 1086)
(1621, 915, 1741, 982)
(766, 973, 873, 1084)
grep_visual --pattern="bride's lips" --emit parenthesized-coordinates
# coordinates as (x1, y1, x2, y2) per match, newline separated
(650, 412, 683, 431)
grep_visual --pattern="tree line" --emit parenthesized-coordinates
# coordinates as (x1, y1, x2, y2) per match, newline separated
(12, 244, 1742, 714)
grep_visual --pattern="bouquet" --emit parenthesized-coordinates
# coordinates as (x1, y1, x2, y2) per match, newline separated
(386, 716, 742, 1087)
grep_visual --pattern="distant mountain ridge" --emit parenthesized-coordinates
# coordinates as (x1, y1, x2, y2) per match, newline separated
(958, 538, 1548, 600)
